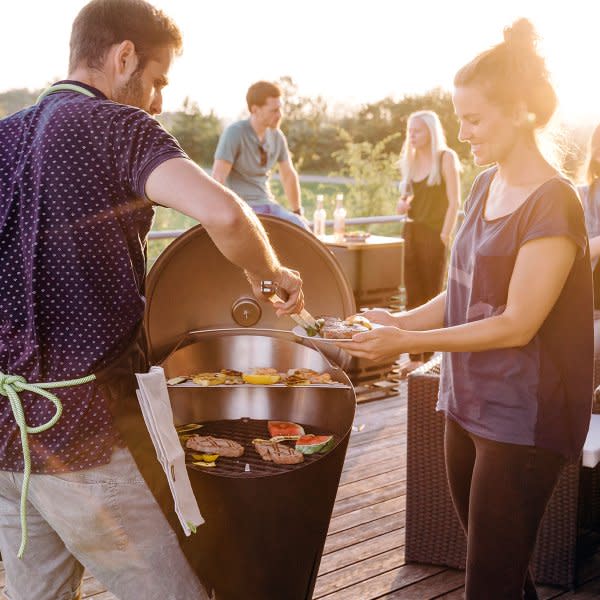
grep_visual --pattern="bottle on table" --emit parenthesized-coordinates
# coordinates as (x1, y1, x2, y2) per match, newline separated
(313, 194, 327, 238)
(333, 193, 346, 242)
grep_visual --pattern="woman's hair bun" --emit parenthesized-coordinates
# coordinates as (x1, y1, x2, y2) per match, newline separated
(503, 18, 538, 51)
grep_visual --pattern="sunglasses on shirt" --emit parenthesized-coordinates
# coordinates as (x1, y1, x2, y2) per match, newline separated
(258, 143, 267, 167)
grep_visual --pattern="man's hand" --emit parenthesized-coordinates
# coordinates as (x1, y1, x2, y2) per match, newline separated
(246, 267, 304, 316)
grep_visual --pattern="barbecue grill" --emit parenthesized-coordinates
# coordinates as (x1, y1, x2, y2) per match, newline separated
(145, 217, 357, 600)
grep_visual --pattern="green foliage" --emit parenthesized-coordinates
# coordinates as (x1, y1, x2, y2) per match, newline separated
(331, 129, 402, 219)
(0, 88, 42, 118)
(338, 87, 471, 161)
(159, 98, 223, 167)
(277, 76, 343, 173)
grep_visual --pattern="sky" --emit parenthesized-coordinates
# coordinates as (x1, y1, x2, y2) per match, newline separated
(3, 1, 600, 125)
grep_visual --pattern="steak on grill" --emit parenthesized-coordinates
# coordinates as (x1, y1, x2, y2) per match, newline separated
(252, 439, 305, 464)
(186, 435, 245, 457)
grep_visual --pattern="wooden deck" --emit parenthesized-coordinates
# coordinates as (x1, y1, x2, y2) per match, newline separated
(2, 381, 600, 598)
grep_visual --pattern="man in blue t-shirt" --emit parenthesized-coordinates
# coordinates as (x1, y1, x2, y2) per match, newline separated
(212, 81, 309, 229)
(0, 2, 304, 599)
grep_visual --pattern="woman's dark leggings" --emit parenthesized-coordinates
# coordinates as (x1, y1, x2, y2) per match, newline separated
(403, 222, 446, 361)
(444, 417, 565, 600)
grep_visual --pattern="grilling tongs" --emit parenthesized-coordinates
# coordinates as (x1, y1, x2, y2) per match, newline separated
(260, 280, 318, 333)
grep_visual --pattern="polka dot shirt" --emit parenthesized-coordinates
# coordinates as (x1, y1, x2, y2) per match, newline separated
(0, 81, 187, 473)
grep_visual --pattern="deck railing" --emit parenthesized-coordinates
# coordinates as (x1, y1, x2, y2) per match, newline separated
(148, 215, 407, 240)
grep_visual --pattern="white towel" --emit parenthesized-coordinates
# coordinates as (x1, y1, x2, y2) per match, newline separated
(136, 366, 204, 535)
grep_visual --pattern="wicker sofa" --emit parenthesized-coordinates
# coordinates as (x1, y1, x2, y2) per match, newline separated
(405, 355, 599, 588)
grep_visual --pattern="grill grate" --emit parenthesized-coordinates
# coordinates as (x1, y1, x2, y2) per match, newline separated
(182, 418, 334, 478)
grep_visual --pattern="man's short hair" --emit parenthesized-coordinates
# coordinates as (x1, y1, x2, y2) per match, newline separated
(246, 81, 282, 111)
(69, 0, 183, 72)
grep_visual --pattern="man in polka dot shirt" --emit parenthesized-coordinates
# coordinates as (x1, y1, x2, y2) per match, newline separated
(0, 1, 304, 599)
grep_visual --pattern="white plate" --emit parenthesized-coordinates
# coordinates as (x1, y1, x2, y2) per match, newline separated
(292, 324, 381, 344)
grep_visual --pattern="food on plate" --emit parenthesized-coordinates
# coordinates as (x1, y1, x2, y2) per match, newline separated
(301, 315, 374, 339)
(192, 461, 216, 468)
(303, 318, 325, 337)
(167, 376, 188, 385)
(242, 367, 281, 385)
(252, 439, 305, 465)
(268, 421, 305, 438)
(242, 373, 281, 384)
(344, 230, 370, 241)
(286, 368, 332, 385)
(345, 315, 373, 330)
(186, 435, 244, 457)
(220, 369, 244, 385)
(320, 315, 373, 339)
(191, 372, 227, 386)
(295, 434, 335, 455)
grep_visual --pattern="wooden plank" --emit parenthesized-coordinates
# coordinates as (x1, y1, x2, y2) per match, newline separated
(324, 513, 403, 554)
(335, 467, 405, 502)
(313, 547, 405, 598)
(318, 563, 445, 600)
(379, 568, 465, 599)
(328, 497, 404, 535)
(344, 433, 405, 459)
(318, 530, 403, 575)
(339, 455, 405, 487)
(341, 444, 405, 472)
(332, 480, 405, 518)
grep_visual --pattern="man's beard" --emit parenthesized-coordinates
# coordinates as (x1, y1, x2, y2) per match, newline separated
(114, 70, 145, 111)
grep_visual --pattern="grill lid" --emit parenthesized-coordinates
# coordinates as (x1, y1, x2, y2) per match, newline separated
(145, 216, 356, 363)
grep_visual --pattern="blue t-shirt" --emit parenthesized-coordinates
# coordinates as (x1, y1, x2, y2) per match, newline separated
(0, 81, 187, 472)
(214, 119, 289, 205)
(438, 168, 593, 460)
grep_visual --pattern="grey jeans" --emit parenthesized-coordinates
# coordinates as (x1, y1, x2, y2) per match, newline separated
(0, 447, 209, 600)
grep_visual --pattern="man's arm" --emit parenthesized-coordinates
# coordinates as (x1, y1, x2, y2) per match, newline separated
(212, 159, 233, 185)
(278, 160, 302, 214)
(145, 157, 303, 313)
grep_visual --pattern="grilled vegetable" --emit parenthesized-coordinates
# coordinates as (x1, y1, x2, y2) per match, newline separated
(304, 318, 325, 337)
(295, 434, 334, 455)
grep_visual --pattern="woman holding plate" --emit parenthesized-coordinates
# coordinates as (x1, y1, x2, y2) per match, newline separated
(341, 18, 593, 600)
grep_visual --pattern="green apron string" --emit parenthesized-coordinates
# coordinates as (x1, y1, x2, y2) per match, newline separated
(36, 83, 97, 104)
(0, 372, 96, 558)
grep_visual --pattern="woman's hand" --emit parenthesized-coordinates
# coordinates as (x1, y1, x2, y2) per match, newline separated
(396, 199, 410, 215)
(335, 326, 412, 362)
(355, 308, 399, 327)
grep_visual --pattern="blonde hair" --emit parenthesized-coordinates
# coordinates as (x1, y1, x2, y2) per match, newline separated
(397, 110, 448, 186)
(583, 124, 600, 186)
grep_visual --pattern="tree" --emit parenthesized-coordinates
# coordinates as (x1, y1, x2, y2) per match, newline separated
(0, 88, 42, 118)
(160, 98, 223, 167)
(339, 87, 470, 161)
(277, 76, 343, 173)
(331, 129, 402, 219)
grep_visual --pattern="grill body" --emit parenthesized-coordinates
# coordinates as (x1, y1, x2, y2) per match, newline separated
(162, 331, 355, 599)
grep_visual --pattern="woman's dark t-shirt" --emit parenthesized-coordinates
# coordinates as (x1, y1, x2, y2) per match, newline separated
(438, 168, 593, 461)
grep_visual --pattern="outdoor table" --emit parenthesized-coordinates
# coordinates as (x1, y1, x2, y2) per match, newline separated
(322, 234, 404, 310)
